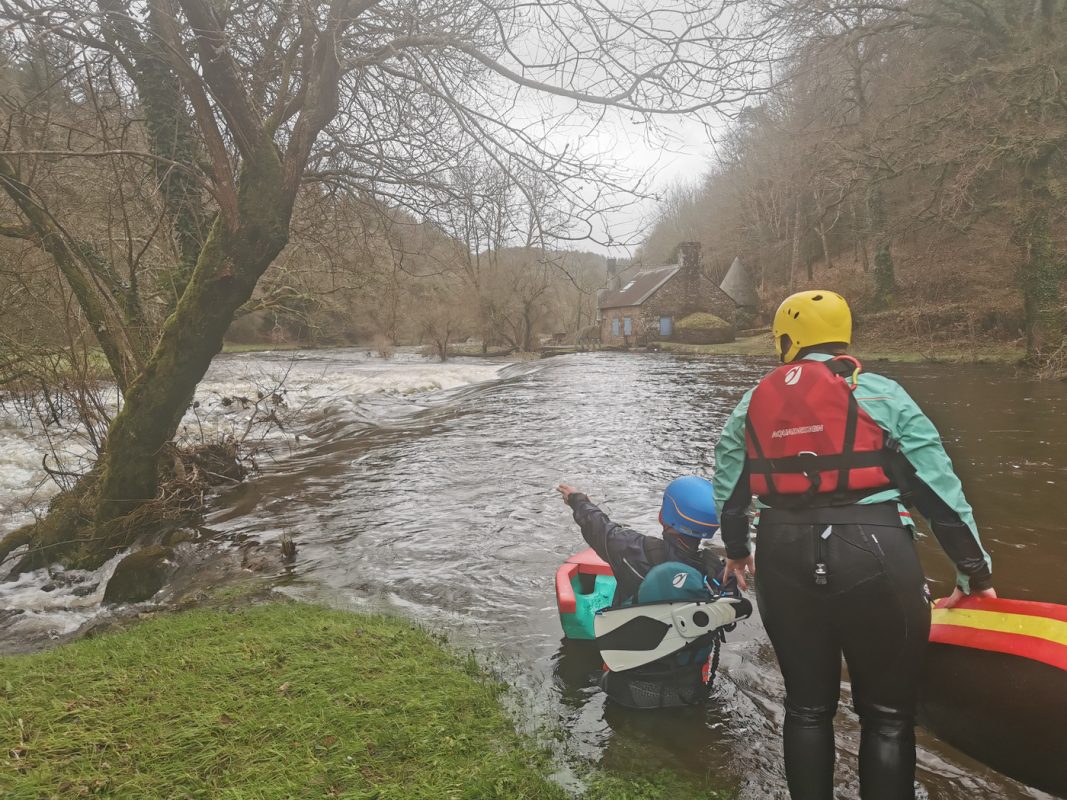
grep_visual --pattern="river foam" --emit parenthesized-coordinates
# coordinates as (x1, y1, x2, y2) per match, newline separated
(0, 348, 512, 652)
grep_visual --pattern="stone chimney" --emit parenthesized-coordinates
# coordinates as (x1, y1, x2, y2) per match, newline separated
(677, 242, 702, 310)
(678, 242, 702, 272)
(606, 258, 621, 291)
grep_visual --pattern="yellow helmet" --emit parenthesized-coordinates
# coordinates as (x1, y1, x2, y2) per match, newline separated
(773, 291, 852, 363)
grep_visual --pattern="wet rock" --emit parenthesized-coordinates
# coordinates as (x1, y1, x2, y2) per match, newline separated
(240, 541, 292, 574)
(71, 583, 99, 597)
(0, 608, 24, 624)
(164, 528, 198, 547)
(103, 545, 176, 604)
(41, 582, 58, 593)
(280, 534, 296, 562)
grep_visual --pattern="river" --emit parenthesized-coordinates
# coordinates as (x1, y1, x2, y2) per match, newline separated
(2, 349, 1064, 798)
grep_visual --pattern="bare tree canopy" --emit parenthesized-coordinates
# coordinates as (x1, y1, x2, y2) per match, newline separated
(641, 0, 1067, 366)
(0, 0, 767, 569)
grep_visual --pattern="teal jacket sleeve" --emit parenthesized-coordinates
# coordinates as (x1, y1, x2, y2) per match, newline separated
(713, 388, 755, 559)
(856, 373, 993, 592)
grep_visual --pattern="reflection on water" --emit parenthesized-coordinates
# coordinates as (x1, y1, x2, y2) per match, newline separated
(4, 350, 1065, 798)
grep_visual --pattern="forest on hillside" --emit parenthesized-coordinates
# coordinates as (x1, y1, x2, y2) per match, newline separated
(639, 0, 1066, 372)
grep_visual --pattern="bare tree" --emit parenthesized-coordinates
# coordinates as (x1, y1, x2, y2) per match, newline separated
(0, 0, 767, 570)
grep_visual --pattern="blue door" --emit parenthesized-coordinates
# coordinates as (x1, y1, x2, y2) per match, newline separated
(659, 316, 673, 337)
(612, 318, 620, 336)
(623, 317, 633, 336)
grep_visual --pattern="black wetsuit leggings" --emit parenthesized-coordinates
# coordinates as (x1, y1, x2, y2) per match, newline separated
(756, 508, 931, 800)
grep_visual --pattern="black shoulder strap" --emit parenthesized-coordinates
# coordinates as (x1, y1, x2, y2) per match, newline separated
(836, 384, 861, 494)
(744, 412, 779, 494)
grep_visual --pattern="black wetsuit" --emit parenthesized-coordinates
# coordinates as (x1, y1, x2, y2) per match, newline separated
(755, 504, 930, 800)
(565, 493, 716, 606)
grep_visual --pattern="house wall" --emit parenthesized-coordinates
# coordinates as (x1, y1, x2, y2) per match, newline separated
(638, 268, 736, 343)
(599, 275, 736, 347)
(600, 307, 641, 347)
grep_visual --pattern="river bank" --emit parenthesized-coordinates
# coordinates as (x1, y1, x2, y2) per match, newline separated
(223, 333, 1025, 365)
(650, 333, 1024, 364)
(0, 599, 717, 799)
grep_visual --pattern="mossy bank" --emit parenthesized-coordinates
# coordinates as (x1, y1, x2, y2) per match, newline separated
(0, 603, 722, 799)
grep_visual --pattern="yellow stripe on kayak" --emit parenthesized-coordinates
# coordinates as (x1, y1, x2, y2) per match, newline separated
(931, 608, 1067, 648)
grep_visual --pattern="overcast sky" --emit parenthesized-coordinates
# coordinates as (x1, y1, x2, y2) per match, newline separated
(586, 117, 716, 258)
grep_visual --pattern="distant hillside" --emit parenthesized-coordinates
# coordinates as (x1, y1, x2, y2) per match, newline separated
(638, 0, 1066, 373)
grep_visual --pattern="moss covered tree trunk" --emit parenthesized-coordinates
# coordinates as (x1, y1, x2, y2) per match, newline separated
(0, 0, 363, 573)
(868, 187, 897, 305)
(93, 141, 290, 555)
(4, 138, 292, 572)
(1014, 150, 1064, 362)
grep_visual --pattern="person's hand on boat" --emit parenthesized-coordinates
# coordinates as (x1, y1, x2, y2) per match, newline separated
(556, 484, 581, 505)
(940, 585, 997, 609)
(724, 554, 755, 591)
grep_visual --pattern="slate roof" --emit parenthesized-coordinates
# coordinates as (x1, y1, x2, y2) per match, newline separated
(598, 265, 681, 310)
(719, 256, 759, 307)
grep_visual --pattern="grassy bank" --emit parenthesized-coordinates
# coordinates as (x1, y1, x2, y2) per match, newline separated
(0, 603, 718, 799)
(222, 341, 313, 353)
(652, 335, 1023, 364)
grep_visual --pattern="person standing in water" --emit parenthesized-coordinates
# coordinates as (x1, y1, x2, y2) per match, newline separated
(712, 290, 995, 800)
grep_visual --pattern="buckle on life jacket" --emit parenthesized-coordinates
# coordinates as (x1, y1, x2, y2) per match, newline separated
(797, 450, 821, 498)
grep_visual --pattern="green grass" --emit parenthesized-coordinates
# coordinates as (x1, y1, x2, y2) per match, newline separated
(652, 335, 1023, 364)
(0, 603, 717, 799)
(850, 341, 1023, 364)
(650, 337, 770, 357)
(221, 341, 311, 354)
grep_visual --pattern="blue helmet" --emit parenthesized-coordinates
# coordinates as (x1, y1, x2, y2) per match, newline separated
(660, 476, 719, 539)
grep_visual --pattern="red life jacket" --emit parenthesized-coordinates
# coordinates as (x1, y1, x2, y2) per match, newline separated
(744, 356, 895, 500)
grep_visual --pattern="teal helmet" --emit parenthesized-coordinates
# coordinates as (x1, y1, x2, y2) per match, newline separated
(660, 476, 719, 539)
(638, 562, 713, 604)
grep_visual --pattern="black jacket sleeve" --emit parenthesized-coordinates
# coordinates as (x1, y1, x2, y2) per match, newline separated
(565, 493, 658, 601)
(904, 472, 994, 591)
(565, 494, 636, 561)
(720, 467, 754, 559)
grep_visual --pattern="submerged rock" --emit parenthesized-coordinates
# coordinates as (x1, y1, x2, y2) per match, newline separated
(103, 545, 176, 604)
(163, 528, 198, 547)
(0, 608, 24, 624)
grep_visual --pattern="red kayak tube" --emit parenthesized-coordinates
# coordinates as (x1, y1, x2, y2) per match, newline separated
(555, 547, 613, 615)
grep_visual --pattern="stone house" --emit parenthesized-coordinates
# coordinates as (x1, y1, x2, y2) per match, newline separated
(597, 242, 738, 348)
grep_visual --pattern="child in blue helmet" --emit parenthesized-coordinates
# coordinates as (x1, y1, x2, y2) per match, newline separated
(557, 476, 739, 708)
(556, 475, 732, 607)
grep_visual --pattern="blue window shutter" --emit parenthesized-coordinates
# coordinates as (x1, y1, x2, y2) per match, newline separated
(623, 317, 633, 336)
(660, 316, 672, 337)
(612, 318, 620, 336)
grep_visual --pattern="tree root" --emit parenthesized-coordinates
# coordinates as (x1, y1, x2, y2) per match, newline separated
(3, 441, 248, 576)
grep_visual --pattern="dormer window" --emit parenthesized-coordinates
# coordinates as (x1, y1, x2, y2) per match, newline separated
(620, 280, 636, 292)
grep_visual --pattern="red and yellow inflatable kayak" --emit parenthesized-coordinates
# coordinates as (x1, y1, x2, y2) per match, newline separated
(922, 595, 1067, 796)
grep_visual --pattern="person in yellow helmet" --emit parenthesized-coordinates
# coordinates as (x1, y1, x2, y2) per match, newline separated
(711, 290, 995, 800)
